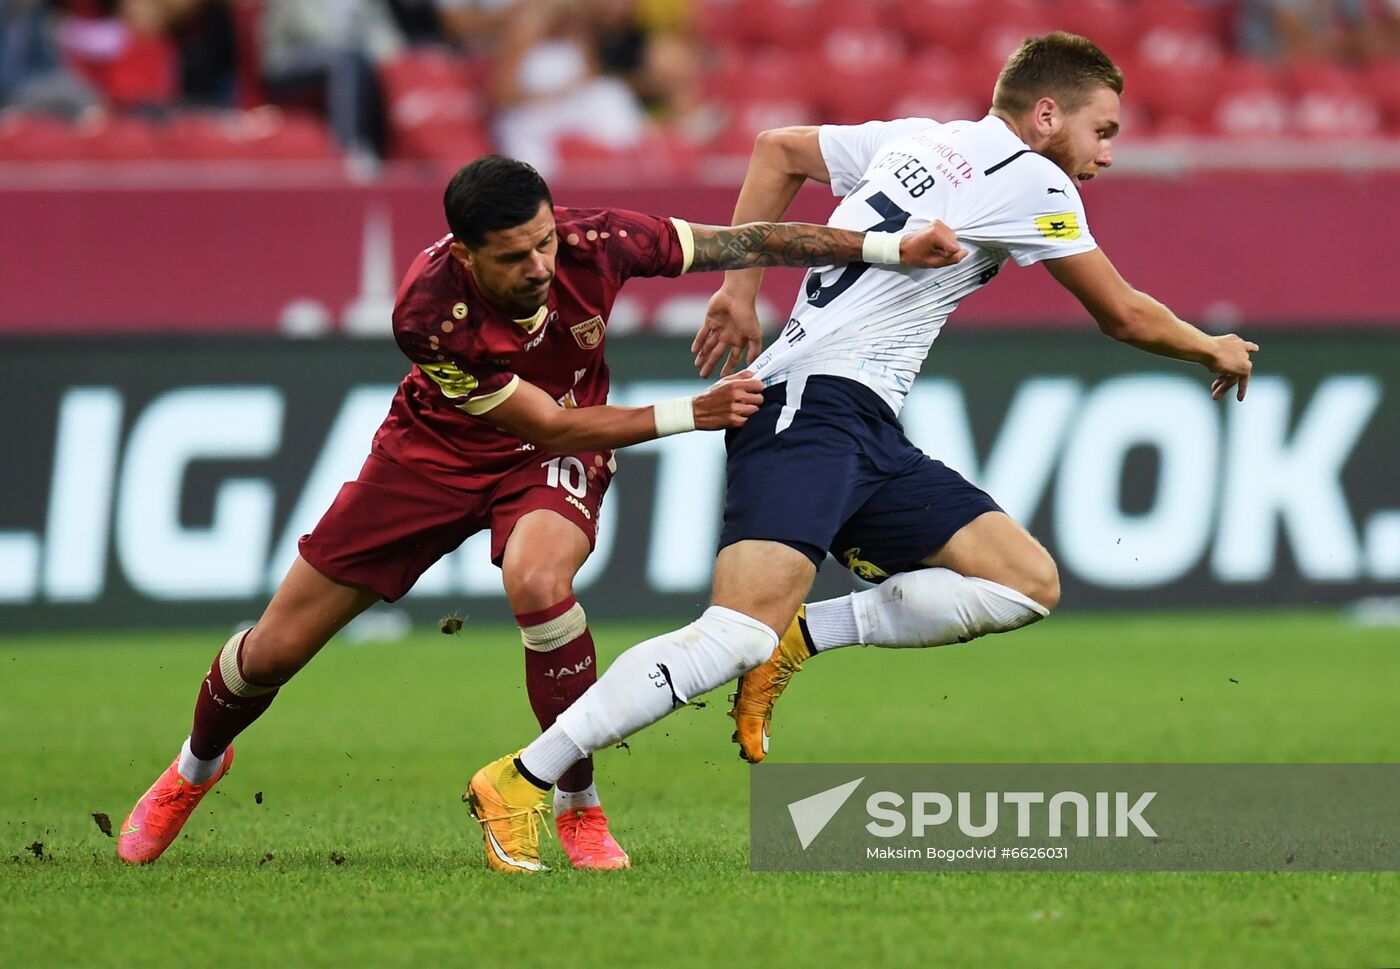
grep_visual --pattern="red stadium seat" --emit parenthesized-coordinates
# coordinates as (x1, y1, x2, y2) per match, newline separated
(894, 0, 997, 54)
(0, 113, 85, 161)
(1283, 62, 1382, 139)
(694, 0, 757, 50)
(1046, 0, 1138, 64)
(977, 0, 1056, 64)
(742, 0, 825, 51)
(1211, 60, 1290, 138)
(1133, 56, 1224, 132)
(891, 51, 986, 121)
(1135, 0, 1226, 73)
(73, 115, 162, 160)
(379, 50, 490, 161)
(816, 53, 909, 123)
(704, 50, 808, 107)
(245, 111, 342, 161)
(159, 109, 340, 161)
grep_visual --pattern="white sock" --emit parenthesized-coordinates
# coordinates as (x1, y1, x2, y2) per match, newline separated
(520, 606, 778, 784)
(804, 597, 860, 652)
(816, 568, 1049, 651)
(176, 737, 223, 785)
(554, 783, 601, 813)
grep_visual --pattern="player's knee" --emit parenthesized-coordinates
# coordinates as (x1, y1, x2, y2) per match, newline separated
(694, 606, 779, 672)
(1020, 552, 1060, 613)
(503, 561, 575, 614)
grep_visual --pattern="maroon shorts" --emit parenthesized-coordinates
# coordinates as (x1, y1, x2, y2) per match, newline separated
(298, 450, 615, 602)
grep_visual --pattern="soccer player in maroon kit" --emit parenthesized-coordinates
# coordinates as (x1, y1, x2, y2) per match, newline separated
(116, 155, 967, 871)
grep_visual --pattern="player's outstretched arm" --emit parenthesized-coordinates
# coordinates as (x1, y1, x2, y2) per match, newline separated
(1044, 248, 1259, 401)
(684, 219, 967, 275)
(482, 372, 765, 453)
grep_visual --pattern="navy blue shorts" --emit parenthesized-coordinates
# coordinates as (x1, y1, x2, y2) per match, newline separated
(720, 375, 1001, 580)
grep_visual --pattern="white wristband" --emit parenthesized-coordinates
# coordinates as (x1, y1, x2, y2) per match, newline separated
(862, 231, 905, 265)
(653, 396, 696, 437)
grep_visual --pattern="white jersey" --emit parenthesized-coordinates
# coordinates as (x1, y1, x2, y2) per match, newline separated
(750, 115, 1098, 416)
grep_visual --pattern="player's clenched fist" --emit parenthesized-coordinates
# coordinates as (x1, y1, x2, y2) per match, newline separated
(898, 220, 969, 269)
(692, 371, 765, 429)
(1207, 334, 1260, 402)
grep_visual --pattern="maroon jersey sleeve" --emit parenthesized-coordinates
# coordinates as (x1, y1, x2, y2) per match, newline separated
(560, 207, 690, 284)
(392, 248, 519, 415)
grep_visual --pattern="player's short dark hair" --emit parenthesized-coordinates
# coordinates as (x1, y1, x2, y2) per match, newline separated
(443, 155, 553, 248)
(993, 32, 1124, 116)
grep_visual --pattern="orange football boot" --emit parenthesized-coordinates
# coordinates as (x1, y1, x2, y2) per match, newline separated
(118, 746, 234, 864)
(728, 606, 814, 763)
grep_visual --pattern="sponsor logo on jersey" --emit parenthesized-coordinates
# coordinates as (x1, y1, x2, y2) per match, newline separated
(1035, 213, 1081, 240)
(418, 361, 479, 398)
(570, 315, 605, 350)
(841, 547, 889, 581)
(1046, 186, 1068, 196)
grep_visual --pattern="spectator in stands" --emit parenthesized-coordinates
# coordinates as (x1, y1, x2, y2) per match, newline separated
(590, 0, 707, 131)
(170, 0, 237, 107)
(490, 0, 649, 174)
(0, 0, 100, 117)
(1236, 0, 1374, 61)
(259, 0, 405, 157)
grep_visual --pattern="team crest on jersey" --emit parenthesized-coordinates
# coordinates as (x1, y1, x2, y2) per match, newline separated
(452, 302, 468, 320)
(570, 315, 605, 350)
(1034, 212, 1081, 240)
(418, 361, 478, 398)
(841, 547, 889, 582)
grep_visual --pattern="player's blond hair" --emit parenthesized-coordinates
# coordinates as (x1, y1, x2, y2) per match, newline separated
(992, 32, 1124, 116)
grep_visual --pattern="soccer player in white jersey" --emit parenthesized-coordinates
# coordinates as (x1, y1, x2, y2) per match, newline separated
(465, 32, 1258, 869)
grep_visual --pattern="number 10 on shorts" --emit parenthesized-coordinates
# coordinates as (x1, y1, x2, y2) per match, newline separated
(542, 456, 587, 497)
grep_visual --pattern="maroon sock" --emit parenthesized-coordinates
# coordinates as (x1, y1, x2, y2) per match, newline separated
(517, 598, 597, 793)
(189, 630, 280, 761)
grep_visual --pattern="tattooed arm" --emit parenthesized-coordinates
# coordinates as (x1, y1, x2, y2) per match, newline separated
(683, 220, 966, 273)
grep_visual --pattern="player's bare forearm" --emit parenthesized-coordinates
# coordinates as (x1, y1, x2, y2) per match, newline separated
(687, 221, 867, 273)
(1105, 292, 1259, 401)
(1107, 292, 1217, 364)
(720, 126, 827, 299)
(483, 373, 764, 451)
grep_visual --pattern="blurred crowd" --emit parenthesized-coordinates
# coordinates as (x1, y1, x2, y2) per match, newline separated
(3, 0, 1400, 169)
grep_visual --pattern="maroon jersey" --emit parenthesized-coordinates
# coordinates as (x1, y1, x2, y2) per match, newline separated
(372, 206, 689, 487)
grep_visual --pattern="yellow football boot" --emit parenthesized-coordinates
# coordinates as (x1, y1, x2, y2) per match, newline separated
(466, 751, 551, 873)
(728, 606, 815, 763)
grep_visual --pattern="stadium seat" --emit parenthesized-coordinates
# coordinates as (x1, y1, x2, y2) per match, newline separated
(1211, 60, 1290, 138)
(73, 115, 163, 160)
(1135, 0, 1227, 73)
(1046, 0, 1138, 64)
(894, 0, 997, 54)
(889, 51, 985, 121)
(1133, 55, 1224, 134)
(703, 50, 808, 108)
(379, 50, 491, 161)
(0, 113, 85, 161)
(694, 0, 757, 50)
(1283, 61, 1382, 139)
(742, 0, 825, 52)
(160, 108, 340, 161)
(977, 0, 1056, 64)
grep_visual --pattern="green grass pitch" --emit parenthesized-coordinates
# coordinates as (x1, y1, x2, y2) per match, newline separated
(2, 611, 1398, 967)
